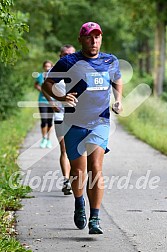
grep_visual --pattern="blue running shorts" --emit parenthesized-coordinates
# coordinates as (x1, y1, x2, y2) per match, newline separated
(64, 124, 110, 160)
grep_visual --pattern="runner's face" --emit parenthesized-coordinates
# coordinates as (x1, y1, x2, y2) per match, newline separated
(60, 47, 75, 57)
(43, 63, 52, 72)
(79, 30, 102, 58)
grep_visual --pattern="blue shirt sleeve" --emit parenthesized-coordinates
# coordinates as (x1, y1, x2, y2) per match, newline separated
(36, 73, 44, 85)
(47, 58, 68, 83)
(109, 55, 121, 83)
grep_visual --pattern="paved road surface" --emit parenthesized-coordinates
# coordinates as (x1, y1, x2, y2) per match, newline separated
(16, 117, 167, 252)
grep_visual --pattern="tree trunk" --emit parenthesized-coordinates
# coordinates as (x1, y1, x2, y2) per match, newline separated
(138, 38, 151, 76)
(145, 39, 151, 74)
(153, 4, 166, 96)
(138, 40, 145, 77)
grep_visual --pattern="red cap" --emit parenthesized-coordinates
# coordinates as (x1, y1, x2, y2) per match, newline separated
(79, 22, 102, 36)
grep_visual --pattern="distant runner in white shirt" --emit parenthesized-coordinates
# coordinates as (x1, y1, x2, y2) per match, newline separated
(54, 45, 76, 195)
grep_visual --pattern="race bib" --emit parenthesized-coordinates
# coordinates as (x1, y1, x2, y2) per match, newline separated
(86, 72, 110, 91)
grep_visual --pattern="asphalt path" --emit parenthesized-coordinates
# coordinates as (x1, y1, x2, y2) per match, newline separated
(16, 116, 167, 252)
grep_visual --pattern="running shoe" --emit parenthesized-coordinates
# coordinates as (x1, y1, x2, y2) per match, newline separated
(46, 139, 52, 148)
(40, 138, 48, 148)
(88, 216, 103, 234)
(62, 179, 72, 195)
(74, 204, 87, 230)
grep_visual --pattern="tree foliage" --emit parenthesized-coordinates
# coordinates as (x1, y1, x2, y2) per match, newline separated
(0, 0, 29, 64)
(0, 0, 167, 121)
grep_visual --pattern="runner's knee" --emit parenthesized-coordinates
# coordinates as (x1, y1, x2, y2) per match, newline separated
(41, 119, 47, 128)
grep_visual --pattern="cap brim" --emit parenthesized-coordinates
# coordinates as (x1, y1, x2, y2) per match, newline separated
(80, 28, 102, 36)
(88, 28, 102, 35)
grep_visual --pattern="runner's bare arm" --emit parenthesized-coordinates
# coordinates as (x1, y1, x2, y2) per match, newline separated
(112, 78, 123, 114)
(42, 78, 78, 107)
(41, 86, 60, 113)
(34, 82, 41, 92)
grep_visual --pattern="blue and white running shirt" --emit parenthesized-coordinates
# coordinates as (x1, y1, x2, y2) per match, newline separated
(49, 51, 121, 128)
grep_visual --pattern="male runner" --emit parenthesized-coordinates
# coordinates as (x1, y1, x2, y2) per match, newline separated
(42, 22, 123, 234)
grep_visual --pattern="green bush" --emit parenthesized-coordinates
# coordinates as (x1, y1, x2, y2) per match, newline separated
(0, 64, 27, 120)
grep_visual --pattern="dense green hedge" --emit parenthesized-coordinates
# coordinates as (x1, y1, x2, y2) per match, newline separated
(0, 64, 26, 120)
(0, 46, 57, 121)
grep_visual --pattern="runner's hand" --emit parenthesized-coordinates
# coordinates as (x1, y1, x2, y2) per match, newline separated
(62, 92, 78, 107)
(112, 101, 122, 114)
(49, 101, 60, 112)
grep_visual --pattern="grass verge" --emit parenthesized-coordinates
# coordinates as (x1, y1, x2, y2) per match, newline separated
(0, 91, 37, 252)
(118, 96, 167, 155)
